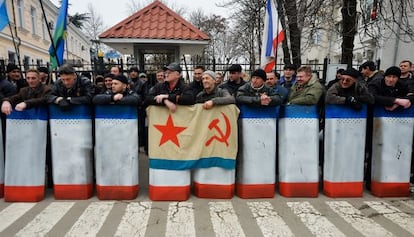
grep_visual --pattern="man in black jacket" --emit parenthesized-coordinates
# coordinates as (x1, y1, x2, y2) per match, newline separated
(368, 66, 414, 111)
(145, 62, 195, 113)
(93, 74, 140, 105)
(219, 64, 246, 96)
(46, 64, 93, 109)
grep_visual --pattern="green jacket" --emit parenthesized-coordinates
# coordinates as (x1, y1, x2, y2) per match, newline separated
(288, 77, 324, 105)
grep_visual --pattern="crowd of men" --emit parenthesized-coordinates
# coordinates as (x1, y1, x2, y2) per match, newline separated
(0, 59, 414, 186)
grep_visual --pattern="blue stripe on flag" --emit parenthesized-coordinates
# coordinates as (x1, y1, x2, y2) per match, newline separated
(149, 157, 236, 170)
(279, 105, 319, 118)
(49, 104, 92, 119)
(265, 0, 273, 56)
(8, 107, 48, 120)
(325, 104, 367, 119)
(0, 0, 9, 31)
(373, 105, 414, 118)
(239, 105, 279, 118)
(95, 105, 138, 119)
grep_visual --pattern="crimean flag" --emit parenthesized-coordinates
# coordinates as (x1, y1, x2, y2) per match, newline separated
(147, 104, 240, 170)
(0, 0, 9, 31)
(49, 0, 68, 69)
(260, 0, 285, 72)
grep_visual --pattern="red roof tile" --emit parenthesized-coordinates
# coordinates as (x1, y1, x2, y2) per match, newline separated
(99, 0, 210, 41)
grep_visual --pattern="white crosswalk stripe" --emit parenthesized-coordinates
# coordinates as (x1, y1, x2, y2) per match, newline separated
(1, 199, 414, 236)
(65, 201, 114, 237)
(0, 203, 36, 232)
(16, 202, 74, 237)
(115, 202, 152, 237)
(209, 201, 245, 237)
(166, 202, 196, 237)
(365, 201, 414, 235)
(247, 201, 294, 237)
(287, 201, 346, 237)
(326, 201, 394, 237)
(400, 199, 414, 210)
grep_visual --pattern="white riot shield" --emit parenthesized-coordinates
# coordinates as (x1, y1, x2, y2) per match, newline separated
(278, 105, 319, 197)
(371, 106, 414, 197)
(95, 105, 139, 200)
(235, 105, 279, 198)
(324, 105, 367, 197)
(49, 104, 93, 199)
(4, 107, 47, 202)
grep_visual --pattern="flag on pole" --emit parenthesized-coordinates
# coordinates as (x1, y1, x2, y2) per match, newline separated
(0, 0, 9, 31)
(260, 0, 285, 72)
(49, 0, 68, 69)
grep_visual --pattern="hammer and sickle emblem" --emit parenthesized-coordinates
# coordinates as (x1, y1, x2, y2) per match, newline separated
(205, 112, 231, 147)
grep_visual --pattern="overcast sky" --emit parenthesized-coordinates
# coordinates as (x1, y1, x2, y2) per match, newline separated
(50, 0, 229, 30)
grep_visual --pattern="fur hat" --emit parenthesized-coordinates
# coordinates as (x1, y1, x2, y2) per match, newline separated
(251, 69, 267, 81)
(384, 66, 401, 77)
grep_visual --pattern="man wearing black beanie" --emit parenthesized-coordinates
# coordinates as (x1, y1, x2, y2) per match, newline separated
(236, 69, 282, 106)
(368, 66, 414, 111)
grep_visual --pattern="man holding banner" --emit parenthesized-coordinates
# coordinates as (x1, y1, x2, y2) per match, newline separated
(145, 62, 194, 113)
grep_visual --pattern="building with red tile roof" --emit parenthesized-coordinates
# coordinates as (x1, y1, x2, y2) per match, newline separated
(99, 0, 210, 71)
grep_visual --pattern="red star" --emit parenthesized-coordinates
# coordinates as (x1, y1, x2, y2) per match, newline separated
(153, 114, 187, 147)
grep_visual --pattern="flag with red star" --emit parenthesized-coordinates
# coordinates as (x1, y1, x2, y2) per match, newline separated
(147, 104, 240, 170)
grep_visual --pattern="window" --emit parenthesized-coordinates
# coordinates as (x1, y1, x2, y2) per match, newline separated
(31, 7, 37, 35)
(23, 56, 30, 70)
(17, 0, 24, 28)
(8, 51, 16, 64)
(42, 19, 46, 39)
(311, 30, 323, 45)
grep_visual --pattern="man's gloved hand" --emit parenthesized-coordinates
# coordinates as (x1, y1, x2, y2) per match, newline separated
(346, 96, 362, 110)
(58, 98, 71, 110)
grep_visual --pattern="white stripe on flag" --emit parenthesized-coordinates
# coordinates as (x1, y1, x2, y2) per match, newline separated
(65, 202, 114, 237)
(287, 201, 346, 237)
(327, 201, 394, 237)
(247, 201, 293, 237)
(165, 202, 195, 237)
(16, 202, 75, 237)
(0, 203, 36, 232)
(115, 202, 152, 237)
(209, 201, 245, 237)
(365, 201, 414, 235)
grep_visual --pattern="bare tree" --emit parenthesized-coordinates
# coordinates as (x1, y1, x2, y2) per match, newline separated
(126, 0, 186, 16)
(83, 4, 107, 54)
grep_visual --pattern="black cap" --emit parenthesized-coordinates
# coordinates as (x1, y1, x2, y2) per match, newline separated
(283, 64, 296, 70)
(38, 66, 49, 74)
(103, 73, 115, 79)
(228, 64, 242, 72)
(360, 61, 376, 71)
(113, 74, 129, 84)
(163, 62, 182, 73)
(384, 66, 401, 78)
(341, 68, 360, 79)
(251, 69, 267, 81)
(129, 66, 139, 72)
(6, 63, 19, 73)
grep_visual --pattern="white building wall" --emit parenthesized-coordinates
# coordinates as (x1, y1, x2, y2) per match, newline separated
(0, 0, 90, 69)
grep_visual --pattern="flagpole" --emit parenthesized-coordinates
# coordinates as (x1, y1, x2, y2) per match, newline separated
(8, 0, 22, 72)
(39, 0, 60, 68)
(273, 0, 282, 72)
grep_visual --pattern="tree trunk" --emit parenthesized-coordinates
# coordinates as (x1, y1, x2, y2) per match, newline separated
(341, 0, 357, 67)
(284, 0, 301, 67)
